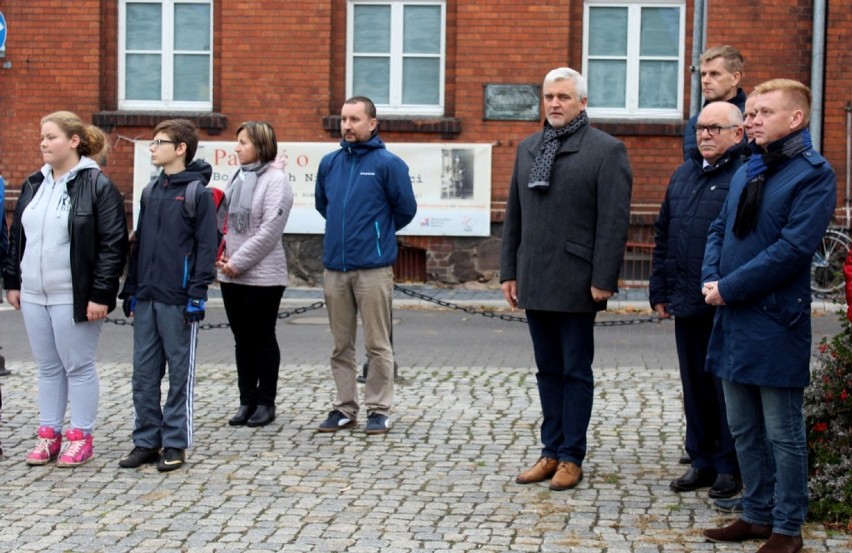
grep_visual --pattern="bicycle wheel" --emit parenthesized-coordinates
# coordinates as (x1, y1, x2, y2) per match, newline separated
(811, 230, 851, 294)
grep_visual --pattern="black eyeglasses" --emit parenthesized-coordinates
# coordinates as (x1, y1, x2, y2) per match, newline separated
(150, 139, 177, 148)
(695, 124, 739, 136)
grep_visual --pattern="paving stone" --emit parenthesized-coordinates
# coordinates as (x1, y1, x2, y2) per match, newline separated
(0, 301, 845, 551)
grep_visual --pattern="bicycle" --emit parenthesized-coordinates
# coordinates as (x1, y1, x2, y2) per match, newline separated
(811, 227, 851, 294)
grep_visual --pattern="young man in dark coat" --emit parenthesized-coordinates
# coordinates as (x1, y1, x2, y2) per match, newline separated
(501, 67, 632, 491)
(651, 102, 746, 500)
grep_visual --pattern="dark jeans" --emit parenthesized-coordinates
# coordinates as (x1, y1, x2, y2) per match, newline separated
(722, 380, 808, 536)
(674, 314, 738, 474)
(526, 310, 596, 466)
(221, 283, 285, 407)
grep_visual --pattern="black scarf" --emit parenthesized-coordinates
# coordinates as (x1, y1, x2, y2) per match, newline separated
(528, 111, 589, 191)
(733, 128, 811, 238)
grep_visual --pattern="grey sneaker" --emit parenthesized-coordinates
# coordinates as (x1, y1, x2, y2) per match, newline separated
(365, 413, 390, 435)
(317, 410, 357, 433)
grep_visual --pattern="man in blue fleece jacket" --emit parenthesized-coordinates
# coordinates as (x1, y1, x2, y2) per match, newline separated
(315, 96, 417, 435)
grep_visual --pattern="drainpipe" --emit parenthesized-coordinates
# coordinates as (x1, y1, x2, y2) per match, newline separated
(846, 101, 851, 228)
(689, 0, 706, 118)
(810, 0, 826, 152)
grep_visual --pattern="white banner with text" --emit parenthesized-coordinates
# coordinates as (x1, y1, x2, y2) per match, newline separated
(133, 141, 492, 237)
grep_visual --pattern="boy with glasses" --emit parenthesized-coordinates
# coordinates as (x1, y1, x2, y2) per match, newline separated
(118, 119, 218, 472)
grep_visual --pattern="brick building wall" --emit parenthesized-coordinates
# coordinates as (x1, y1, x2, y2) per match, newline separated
(1, 1, 849, 284)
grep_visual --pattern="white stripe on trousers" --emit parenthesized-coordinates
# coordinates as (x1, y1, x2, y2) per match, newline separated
(185, 321, 198, 448)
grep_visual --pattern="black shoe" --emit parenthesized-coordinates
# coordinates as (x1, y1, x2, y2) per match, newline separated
(709, 473, 742, 498)
(228, 405, 256, 426)
(670, 467, 716, 492)
(157, 448, 186, 472)
(118, 446, 161, 468)
(246, 405, 276, 427)
(679, 451, 691, 465)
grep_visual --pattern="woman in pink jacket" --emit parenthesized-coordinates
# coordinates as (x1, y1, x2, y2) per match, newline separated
(217, 121, 293, 427)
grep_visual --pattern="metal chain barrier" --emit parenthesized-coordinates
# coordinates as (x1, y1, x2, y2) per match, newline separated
(103, 289, 661, 328)
(391, 284, 662, 327)
(104, 301, 327, 330)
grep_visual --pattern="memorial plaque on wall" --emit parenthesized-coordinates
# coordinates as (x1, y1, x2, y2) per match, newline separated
(483, 84, 541, 121)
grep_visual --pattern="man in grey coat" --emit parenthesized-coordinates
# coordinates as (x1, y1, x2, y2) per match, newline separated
(501, 67, 632, 491)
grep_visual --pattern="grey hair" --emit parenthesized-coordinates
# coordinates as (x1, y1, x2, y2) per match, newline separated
(543, 67, 588, 100)
(698, 102, 744, 126)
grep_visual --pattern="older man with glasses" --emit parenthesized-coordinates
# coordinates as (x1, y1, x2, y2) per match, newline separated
(651, 101, 747, 500)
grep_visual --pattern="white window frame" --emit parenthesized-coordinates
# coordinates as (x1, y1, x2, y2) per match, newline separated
(118, 0, 213, 111)
(582, 0, 685, 120)
(346, 0, 446, 116)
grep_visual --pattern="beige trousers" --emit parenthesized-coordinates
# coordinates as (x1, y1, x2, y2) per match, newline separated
(323, 267, 394, 418)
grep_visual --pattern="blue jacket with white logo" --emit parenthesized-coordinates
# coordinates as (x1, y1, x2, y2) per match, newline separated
(315, 134, 417, 272)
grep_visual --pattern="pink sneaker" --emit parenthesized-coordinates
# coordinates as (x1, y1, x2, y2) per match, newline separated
(25, 426, 62, 465)
(56, 429, 94, 467)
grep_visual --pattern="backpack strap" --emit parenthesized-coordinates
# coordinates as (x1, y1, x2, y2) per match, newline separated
(184, 180, 200, 220)
(141, 178, 202, 220)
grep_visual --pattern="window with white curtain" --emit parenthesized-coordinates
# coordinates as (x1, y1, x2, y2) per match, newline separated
(347, 0, 446, 116)
(583, 1, 685, 119)
(119, 0, 213, 111)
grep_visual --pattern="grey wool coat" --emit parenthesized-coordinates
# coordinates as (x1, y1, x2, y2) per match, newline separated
(500, 123, 633, 313)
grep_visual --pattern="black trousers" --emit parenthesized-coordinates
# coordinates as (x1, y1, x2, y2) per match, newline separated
(220, 283, 285, 407)
(675, 313, 738, 474)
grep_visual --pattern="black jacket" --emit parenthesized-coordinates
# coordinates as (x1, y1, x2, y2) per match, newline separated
(3, 168, 129, 322)
(649, 141, 746, 318)
(121, 160, 218, 305)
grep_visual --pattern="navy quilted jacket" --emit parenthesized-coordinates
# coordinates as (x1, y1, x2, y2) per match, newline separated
(649, 142, 745, 317)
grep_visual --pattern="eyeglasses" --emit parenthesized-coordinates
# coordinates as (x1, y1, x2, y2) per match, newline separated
(150, 139, 177, 148)
(695, 124, 739, 136)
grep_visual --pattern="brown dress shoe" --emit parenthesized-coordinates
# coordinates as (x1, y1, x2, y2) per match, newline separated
(757, 533, 803, 553)
(549, 461, 583, 491)
(703, 519, 773, 542)
(515, 457, 558, 484)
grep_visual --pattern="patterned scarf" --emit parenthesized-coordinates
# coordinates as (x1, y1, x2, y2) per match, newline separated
(528, 111, 589, 191)
(225, 161, 271, 233)
(733, 128, 811, 238)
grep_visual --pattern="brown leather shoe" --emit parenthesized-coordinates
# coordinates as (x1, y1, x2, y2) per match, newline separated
(549, 461, 583, 491)
(757, 533, 803, 553)
(515, 457, 558, 484)
(703, 519, 773, 542)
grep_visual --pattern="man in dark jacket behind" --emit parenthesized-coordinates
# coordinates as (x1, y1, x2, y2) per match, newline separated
(701, 79, 836, 553)
(501, 67, 632, 491)
(314, 96, 417, 435)
(683, 45, 746, 161)
(650, 102, 746, 500)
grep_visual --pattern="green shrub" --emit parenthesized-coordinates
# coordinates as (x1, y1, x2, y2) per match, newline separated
(805, 310, 852, 525)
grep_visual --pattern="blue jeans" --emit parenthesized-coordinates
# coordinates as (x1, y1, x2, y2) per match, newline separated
(722, 380, 808, 536)
(526, 310, 596, 466)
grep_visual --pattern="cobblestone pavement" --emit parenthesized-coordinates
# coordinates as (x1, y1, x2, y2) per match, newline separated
(0, 291, 849, 552)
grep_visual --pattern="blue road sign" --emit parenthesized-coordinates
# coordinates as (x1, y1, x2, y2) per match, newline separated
(0, 11, 7, 51)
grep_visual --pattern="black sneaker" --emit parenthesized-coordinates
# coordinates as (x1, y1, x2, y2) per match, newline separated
(157, 447, 186, 472)
(118, 446, 161, 468)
